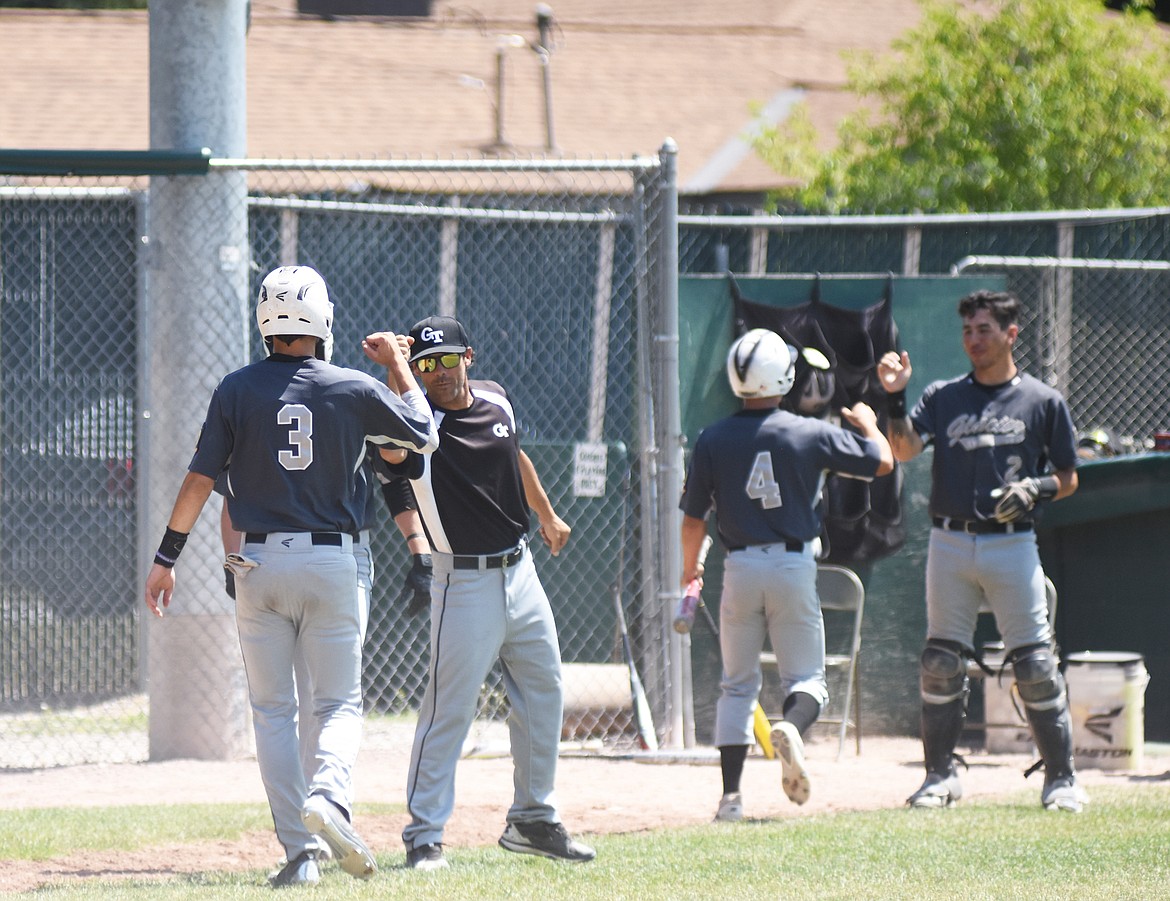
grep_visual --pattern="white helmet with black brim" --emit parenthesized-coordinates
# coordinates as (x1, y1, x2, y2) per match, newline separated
(726, 328, 796, 398)
(256, 265, 334, 362)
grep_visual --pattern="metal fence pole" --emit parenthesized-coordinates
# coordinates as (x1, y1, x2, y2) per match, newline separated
(654, 140, 689, 748)
(144, 0, 251, 761)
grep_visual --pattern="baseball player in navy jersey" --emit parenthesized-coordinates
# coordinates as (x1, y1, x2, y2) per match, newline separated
(144, 266, 439, 887)
(877, 289, 1085, 813)
(680, 328, 893, 822)
(376, 315, 595, 871)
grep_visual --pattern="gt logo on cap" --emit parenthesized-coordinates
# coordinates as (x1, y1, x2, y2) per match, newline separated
(420, 326, 444, 344)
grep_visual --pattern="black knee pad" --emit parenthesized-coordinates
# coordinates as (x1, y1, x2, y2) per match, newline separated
(1010, 644, 1065, 710)
(920, 639, 968, 705)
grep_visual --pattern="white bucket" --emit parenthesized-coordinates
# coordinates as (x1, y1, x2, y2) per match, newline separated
(979, 647, 1035, 754)
(1066, 651, 1149, 771)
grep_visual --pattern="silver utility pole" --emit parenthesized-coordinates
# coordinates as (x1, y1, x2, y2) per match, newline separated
(144, 0, 251, 760)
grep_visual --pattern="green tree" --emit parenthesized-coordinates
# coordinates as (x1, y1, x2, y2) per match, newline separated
(756, 0, 1170, 213)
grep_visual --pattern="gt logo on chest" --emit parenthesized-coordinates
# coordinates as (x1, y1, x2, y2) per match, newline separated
(493, 422, 511, 438)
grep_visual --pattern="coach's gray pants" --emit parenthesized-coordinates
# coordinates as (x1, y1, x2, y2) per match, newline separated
(403, 549, 563, 850)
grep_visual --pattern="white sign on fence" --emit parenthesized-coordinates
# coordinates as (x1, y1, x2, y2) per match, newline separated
(572, 442, 609, 498)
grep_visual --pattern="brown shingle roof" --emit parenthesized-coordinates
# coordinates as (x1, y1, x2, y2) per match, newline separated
(0, 0, 923, 196)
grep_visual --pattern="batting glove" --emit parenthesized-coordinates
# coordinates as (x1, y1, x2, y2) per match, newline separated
(224, 566, 236, 600)
(992, 476, 1058, 523)
(399, 553, 433, 617)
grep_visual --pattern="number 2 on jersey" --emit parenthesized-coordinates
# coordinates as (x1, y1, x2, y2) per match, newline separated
(278, 403, 314, 471)
(745, 450, 782, 509)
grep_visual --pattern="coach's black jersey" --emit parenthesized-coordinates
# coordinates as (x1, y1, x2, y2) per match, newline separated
(910, 371, 1077, 522)
(190, 354, 435, 534)
(399, 379, 530, 556)
(680, 407, 883, 548)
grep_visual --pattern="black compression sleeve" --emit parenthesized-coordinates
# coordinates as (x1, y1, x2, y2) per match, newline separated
(381, 477, 418, 518)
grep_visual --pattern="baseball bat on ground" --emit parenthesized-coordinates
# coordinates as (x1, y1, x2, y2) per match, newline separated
(674, 535, 714, 634)
(612, 468, 658, 751)
(613, 580, 658, 751)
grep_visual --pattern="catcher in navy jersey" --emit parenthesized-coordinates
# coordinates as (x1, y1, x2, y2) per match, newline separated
(680, 328, 893, 822)
(877, 289, 1085, 812)
(376, 316, 595, 871)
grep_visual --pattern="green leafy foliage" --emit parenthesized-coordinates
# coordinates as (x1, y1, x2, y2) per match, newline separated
(756, 0, 1170, 213)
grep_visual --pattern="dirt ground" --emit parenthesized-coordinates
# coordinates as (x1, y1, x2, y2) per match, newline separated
(1, 723, 1166, 894)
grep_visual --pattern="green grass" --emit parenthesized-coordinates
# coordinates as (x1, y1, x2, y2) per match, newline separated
(0, 804, 274, 859)
(8, 786, 1170, 899)
(1, 709, 149, 737)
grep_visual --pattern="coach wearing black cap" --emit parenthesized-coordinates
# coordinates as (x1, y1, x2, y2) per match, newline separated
(378, 315, 596, 871)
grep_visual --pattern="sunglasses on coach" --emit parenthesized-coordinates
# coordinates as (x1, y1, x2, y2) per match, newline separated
(414, 353, 463, 373)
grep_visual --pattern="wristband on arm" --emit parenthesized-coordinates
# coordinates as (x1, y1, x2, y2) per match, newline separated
(154, 527, 189, 568)
(886, 389, 907, 419)
(1035, 475, 1060, 501)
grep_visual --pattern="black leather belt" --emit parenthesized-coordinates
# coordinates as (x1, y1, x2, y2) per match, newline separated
(452, 545, 525, 570)
(932, 517, 1033, 535)
(244, 531, 360, 546)
(727, 540, 804, 553)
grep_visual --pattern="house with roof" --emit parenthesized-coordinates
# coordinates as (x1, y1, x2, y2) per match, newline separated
(0, 0, 924, 205)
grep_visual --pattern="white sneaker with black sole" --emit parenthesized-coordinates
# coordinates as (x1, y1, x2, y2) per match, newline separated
(770, 720, 811, 805)
(301, 793, 377, 879)
(498, 821, 596, 862)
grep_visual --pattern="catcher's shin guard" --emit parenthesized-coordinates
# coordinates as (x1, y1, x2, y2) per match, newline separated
(919, 640, 968, 774)
(1012, 644, 1075, 778)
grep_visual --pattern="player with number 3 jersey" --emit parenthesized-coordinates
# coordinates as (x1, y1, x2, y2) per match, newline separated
(145, 266, 438, 887)
(680, 329, 892, 822)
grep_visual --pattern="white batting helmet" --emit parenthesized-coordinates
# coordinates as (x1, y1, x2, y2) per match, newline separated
(726, 328, 795, 398)
(256, 265, 334, 362)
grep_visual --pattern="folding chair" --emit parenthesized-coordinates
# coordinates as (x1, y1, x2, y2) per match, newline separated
(760, 563, 866, 759)
(964, 576, 1058, 746)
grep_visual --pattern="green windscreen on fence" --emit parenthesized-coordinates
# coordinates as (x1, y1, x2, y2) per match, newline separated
(678, 273, 1003, 738)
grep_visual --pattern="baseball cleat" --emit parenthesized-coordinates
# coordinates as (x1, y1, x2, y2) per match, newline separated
(267, 849, 320, 888)
(714, 791, 744, 822)
(498, 821, 596, 862)
(1041, 774, 1088, 813)
(301, 793, 377, 879)
(770, 720, 811, 805)
(406, 842, 449, 871)
(907, 770, 963, 809)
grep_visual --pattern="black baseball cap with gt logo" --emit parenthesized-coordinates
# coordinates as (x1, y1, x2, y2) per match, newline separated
(408, 316, 472, 362)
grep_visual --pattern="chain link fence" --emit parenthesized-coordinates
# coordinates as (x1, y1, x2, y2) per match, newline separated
(4, 173, 1169, 768)
(949, 256, 1170, 449)
(0, 154, 680, 767)
(678, 208, 1170, 449)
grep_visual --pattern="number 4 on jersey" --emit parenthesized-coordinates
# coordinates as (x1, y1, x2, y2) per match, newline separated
(745, 450, 783, 509)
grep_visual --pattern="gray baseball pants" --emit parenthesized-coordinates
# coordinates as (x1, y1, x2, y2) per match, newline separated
(402, 548, 564, 850)
(714, 542, 828, 747)
(233, 531, 370, 858)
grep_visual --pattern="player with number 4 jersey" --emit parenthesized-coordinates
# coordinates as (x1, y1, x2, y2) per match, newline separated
(680, 329, 892, 822)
